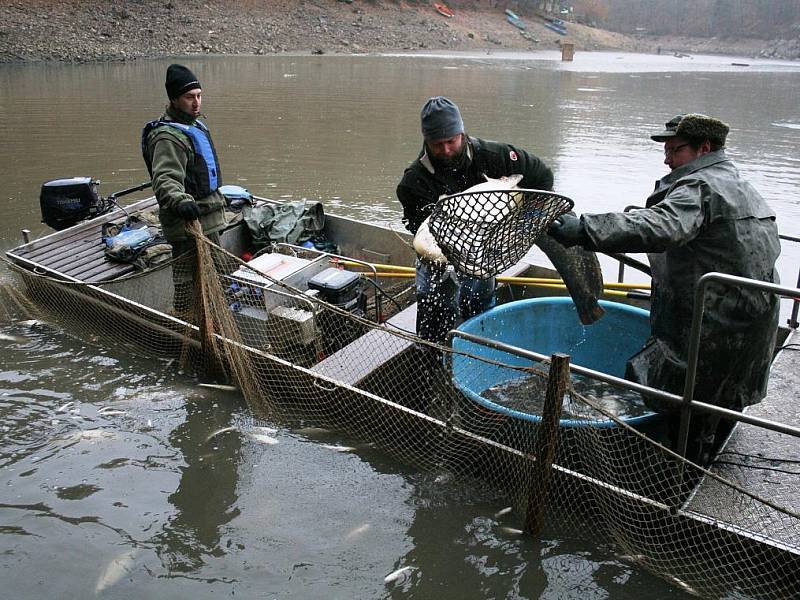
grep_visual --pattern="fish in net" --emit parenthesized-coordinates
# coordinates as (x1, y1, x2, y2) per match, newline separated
(424, 175, 574, 278)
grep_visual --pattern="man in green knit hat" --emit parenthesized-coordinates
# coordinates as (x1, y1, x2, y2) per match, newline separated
(549, 113, 781, 465)
(142, 63, 227, 317)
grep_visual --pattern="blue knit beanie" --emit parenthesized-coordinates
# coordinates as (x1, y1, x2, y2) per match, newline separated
(420, 96, 464, 141)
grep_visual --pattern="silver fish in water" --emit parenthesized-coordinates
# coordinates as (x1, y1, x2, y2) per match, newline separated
(384, 565, 415, 584)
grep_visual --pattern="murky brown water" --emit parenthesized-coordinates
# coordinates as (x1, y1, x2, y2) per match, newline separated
(2, 51, 798, 598)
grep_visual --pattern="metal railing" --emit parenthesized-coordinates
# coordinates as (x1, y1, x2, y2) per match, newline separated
(447, 329, 800, 444)
(677, 272, 800, 459)
(447, 266, 800, 502)
(780, 233, 800, 329)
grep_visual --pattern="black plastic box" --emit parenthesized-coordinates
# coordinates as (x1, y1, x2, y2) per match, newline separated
(308, 267, 362, 306)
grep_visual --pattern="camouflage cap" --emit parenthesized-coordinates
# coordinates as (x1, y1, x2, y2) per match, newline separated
(650, 114, 684, 141)
(674, 113, 730, 147)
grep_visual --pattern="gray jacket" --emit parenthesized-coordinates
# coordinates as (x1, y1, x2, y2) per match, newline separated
(582, 150, 780, 409)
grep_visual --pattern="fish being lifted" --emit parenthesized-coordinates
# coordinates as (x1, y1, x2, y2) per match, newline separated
(413, 174, 605, 325)
(413, 174, 525, 271)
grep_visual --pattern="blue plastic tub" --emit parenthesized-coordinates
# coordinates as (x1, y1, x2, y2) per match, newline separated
(451, 297, 659, 429)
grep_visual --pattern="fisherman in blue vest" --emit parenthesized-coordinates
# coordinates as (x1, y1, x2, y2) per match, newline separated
(142, 64, 227, 319)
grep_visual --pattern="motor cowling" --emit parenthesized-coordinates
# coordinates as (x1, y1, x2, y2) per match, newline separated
(40, 177, 109, 230)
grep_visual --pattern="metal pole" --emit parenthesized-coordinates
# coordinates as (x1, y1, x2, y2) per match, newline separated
(525, 353, 569, 535)
(679, 272, 800, 461)
(790, 267, 800, 329)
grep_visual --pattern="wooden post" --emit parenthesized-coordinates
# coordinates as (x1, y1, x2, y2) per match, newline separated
(524, 352, 569, 535)
(561, 43, 574, 61)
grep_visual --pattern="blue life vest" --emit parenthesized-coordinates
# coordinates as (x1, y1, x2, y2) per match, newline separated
(141, 119, 221, 198)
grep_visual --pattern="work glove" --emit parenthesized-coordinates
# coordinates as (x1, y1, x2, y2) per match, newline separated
(175, 200, 201, 221)
(548, 213, 588, 248)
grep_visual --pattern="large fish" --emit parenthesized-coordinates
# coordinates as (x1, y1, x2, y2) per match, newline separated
(413, 174, 524, 273)
(534, 233, 605, 325)
(413, 175, 605, 325)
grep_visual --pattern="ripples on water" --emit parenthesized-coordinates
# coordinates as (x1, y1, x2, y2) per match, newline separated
(0, 313, 688, 598)
(3, 51, 798, 598)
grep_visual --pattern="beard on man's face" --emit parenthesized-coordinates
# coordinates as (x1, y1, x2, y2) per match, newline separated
(429, 143, 466, 170)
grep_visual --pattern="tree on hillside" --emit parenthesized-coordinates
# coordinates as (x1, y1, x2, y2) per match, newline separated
(601, 0, 799, 39)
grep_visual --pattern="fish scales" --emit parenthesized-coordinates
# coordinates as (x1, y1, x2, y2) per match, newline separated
(413, 174, 604, 324)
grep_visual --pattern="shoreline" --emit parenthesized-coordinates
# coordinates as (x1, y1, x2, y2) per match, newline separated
(1, 1, 797, 65)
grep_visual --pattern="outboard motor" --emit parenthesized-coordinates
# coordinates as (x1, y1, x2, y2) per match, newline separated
(40, 177, 109, 230)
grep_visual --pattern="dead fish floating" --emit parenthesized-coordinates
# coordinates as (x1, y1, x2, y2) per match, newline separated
(343, 523, 372, 541)
(384, 565, 415, 584)
(249, 432, 280, 445)
(320, 444, 357, 453)
(205, 426, 239, 443)
(94, 549, 138, 593)
(197, 383, 239, 392)
(494, 506, 513, 519)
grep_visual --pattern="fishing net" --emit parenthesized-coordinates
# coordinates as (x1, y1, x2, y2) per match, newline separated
(427, 188, 573, 278)
(4, 202, 799, 599)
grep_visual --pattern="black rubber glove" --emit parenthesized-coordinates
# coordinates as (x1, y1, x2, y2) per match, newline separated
(175, 200, 201, 221)
(548, 213, 588, 248)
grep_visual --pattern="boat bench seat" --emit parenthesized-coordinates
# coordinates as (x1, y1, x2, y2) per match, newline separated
(308, 259, 534, 387)
(310, 303, 417, 386)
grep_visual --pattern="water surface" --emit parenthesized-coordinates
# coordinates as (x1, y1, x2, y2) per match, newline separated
(2, 50, 799, 598)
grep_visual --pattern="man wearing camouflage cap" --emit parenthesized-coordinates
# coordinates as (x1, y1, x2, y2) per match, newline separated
(549, 113, 781, 465)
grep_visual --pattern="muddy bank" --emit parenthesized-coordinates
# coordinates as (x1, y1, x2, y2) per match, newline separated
(0, 0, 796, 64)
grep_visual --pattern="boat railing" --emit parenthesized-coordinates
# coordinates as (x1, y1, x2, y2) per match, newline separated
(778, 233, 800, 329)
(677, 271, 800, 459)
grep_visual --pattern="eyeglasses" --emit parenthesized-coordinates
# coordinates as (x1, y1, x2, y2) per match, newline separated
(664, 143, 690, 156)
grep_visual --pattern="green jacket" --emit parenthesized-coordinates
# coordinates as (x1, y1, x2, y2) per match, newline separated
(582, 150, 780, 409)
(144, 105, 227, 242)
(396, 136, 554, 234)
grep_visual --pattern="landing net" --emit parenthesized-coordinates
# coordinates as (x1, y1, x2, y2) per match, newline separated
(4, 220, 799, 600)
(427, 189, 573, 278)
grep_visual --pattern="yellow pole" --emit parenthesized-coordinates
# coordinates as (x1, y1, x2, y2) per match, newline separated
(331, 259, 650, 291)
(497, 275, 648, 291)
(358, 271, 641, 299)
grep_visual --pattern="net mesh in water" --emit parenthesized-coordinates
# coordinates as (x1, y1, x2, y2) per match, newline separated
(427, 188, 574, 278)
(4, 217, 799, 599)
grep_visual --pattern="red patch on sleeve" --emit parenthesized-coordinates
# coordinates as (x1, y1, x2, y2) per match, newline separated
(509, 150, 518, 161)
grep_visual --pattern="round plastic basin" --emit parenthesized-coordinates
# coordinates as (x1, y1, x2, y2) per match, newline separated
(451, 297, 658, 428)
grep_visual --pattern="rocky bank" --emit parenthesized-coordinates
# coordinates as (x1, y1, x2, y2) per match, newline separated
(1, 0, 797, 64)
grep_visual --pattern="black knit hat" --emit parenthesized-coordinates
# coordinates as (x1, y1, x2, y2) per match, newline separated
(165, 64, 201, 99)
(420, 96, 464, 141)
